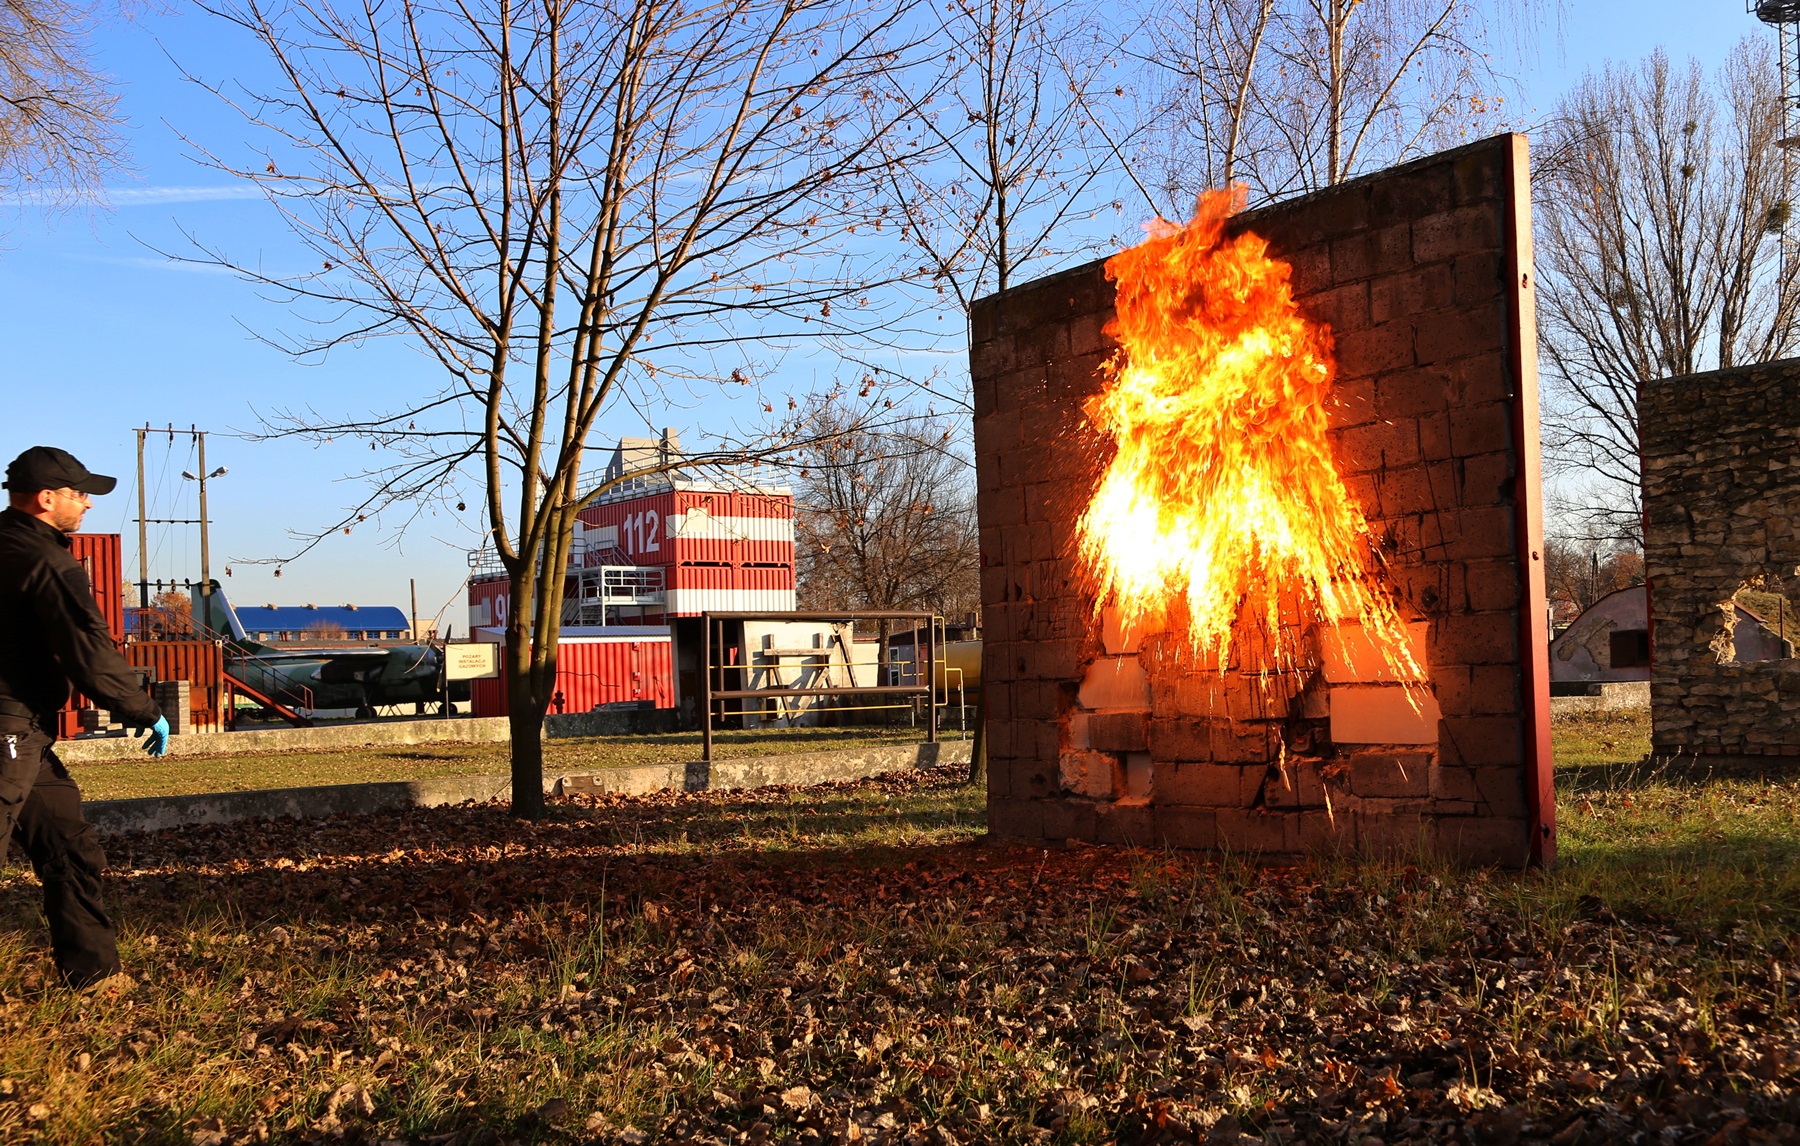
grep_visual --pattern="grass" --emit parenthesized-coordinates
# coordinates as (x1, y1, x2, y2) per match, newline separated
(0, 708, 1793, 1143)
(1546, 706, 1800, 934)
(73, 726, 935, 802)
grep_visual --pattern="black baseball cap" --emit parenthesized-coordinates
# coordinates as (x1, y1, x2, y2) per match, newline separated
(3, 446, 118, 495)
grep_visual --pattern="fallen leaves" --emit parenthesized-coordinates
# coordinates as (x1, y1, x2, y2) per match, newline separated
(0, 769, 1793, 1144)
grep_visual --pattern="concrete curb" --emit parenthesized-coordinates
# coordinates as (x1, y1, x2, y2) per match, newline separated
(84, 739, 972, 836)
(58, 709, 675, 763)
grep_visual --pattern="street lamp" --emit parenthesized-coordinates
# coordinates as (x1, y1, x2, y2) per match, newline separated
(180, 452, 229, 606)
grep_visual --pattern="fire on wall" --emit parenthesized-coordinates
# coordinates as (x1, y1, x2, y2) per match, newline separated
(969, 134, 1555, 868)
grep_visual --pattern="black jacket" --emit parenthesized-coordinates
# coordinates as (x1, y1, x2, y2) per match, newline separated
(0, 507, 161, 729)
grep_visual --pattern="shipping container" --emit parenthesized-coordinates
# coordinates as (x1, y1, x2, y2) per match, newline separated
(469, 631, 676, 717)
(125, 640, 227, 732)
(57, 534, 130, 738)
(576, 488, 796, 572)
(68, 534, 124, 640)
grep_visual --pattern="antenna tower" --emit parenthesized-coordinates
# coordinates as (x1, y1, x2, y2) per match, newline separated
(1752, 1, 1800, 277)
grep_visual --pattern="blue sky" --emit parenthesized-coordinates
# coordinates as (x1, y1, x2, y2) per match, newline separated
(0, 0, 1765, 616)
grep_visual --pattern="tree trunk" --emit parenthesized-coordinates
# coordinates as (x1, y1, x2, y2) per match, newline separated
(508, 691, 548, 820)
(966, 686, 988, 787)
(505, 566, 548, 820)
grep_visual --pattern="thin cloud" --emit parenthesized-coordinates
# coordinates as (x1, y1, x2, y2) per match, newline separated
(66, 252, 241, 275)
(0, 184, 264, 207)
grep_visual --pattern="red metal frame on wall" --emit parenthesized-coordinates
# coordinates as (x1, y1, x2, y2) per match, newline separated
(1502, 135, 1557, 867)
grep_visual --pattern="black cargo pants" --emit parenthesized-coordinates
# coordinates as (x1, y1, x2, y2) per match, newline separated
(0, 718, 120, 987)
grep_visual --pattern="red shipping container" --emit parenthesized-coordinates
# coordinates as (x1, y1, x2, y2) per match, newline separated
(470, 634, 675, 718)
(125, 640, 227, 732)
(68, 534, 124, 641)
(57, 534, 129, 738)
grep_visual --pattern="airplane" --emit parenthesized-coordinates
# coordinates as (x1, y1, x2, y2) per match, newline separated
(190, 584, 454, 720)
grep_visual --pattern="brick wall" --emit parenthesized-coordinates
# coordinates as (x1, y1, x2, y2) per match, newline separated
(1641, 359, 1800, 761)
(970, 134, 1553, 867)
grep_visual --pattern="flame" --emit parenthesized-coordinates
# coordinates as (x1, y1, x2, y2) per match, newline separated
(1077, 186, 1420, 679)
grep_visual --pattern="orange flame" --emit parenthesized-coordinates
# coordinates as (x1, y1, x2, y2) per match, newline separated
(1077, 187, 1419, 679)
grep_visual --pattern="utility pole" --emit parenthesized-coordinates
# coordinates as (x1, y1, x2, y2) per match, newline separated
(196, 428, 212, 601)
(410, 578, 420, 641)
(136, 429, 148, 611)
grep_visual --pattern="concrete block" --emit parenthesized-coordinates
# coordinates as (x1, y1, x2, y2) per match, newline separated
(1460, 451, 1515, 506)
(1474, 766, 1528, 817)
(1101, 606, 1145, 655)
(1329, 685, 1440, 744)
(1215, 808, 1298, 855)
(1094, 801, 1155, 847)
(1311, 280, 1371, 333)
(1042, 797, 1098, 843)
(1058, 750, 1119, 799)
(1448, 399, 1514, 457)
(1088, 711, 1148, 753)
(1465, 561, 1520, 611)
(1429, 613, 1516, 665)
(1325, 376, 1377, 429)
(1411, 203, 1502, 263)
(1155, 807, 1218, 850)
(1371, 164, 1453, 220)
(1224, 670, 1305, 721)
(1438, 718, 1524, 766)
(1356, 810, 1427, 857)
(1433, 815, 1527, 868)
(1213, 720, 1279, 763)
(1414, 303, 1505, 364)
(1123, 752, 1153, 799)
(1298, 808, 1355, 855)
(1369, 265, 1454, 327)
(1330, 224, 1413, 282)
(1452, 251, 1504, 306)
(1450, 353, 1512, 405)
(1337, 417, 1422, 470)
(1348, 751, 1432, 798)
(1155, 762, 1252, 807)
(1148, 717, 1213, 762)
(1078, 656, 1151, 709)
(987, 798, 1046, 841)
(1319, 619, 1430, 683)
(1010, 760, 1055, 796)
(1375, 367, 1454, 420)
(1430, 763, 1482, 802)
(1451, 146, 1504, 205)
(1334, 323, 1416, 376)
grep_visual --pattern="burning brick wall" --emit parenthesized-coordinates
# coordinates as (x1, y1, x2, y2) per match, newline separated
(1641, 359, 1800, 762)
(970, 134, 1554, 867)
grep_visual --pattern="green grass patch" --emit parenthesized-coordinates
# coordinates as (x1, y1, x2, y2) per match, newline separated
(75, 726, 936, 801)
(1546, 706, 1800, 936)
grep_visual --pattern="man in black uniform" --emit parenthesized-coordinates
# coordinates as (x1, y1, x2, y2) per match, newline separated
(0, 446, 168, 989)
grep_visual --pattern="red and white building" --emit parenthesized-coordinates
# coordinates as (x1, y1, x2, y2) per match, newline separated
(466, 433, 797, 717)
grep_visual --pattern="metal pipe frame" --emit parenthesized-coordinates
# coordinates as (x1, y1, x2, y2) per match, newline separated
(699, 609, 941, 762)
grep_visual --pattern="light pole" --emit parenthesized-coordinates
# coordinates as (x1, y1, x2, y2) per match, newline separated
(182, 442, 229, 623)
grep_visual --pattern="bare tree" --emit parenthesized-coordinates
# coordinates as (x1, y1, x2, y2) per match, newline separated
(1, 0, 124, 210)
(191, 0, 932, 815)
(1543, 537, 1643, 618)
(1137, 0, 1527, 209)
(876, 0, 1136, 334)
(792, 397, 979, 621)
(1536, 39, 1800, 539)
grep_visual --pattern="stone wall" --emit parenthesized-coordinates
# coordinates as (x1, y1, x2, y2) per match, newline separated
(969, 134, 1553, 866)
(1641, 359, 1800, 761)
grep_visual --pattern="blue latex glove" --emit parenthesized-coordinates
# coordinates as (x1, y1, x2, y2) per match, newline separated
(138, 715, 170, 758)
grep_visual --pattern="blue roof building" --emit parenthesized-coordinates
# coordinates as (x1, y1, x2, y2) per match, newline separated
(233, 604, 413, 643)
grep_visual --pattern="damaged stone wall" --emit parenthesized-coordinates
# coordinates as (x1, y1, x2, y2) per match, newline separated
(970, 134, 1553, 866)
(1641, 359, 1800, 761)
